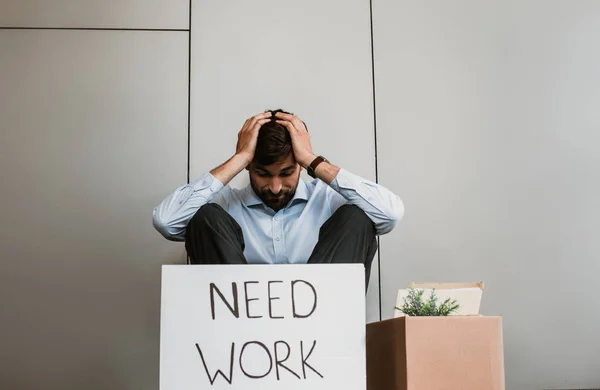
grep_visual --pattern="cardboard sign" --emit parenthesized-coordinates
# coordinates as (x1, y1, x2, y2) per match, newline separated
(160, 264, 366, 390)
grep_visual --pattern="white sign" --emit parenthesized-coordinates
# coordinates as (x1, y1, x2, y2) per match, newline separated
(160, 264, 366, 390)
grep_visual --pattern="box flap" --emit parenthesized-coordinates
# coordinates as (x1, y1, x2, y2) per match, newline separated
(394, 282, 483, 317)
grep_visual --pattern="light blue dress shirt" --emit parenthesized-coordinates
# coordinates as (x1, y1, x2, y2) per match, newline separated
(153, 169, 403, 264)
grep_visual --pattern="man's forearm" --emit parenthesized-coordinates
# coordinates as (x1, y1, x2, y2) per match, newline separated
(210, 153, 251, 186)
(313, 160, 340, 184)
(299, 153, 340, 184)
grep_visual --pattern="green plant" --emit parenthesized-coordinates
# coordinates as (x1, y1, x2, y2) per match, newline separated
(395, 287, 460, 316)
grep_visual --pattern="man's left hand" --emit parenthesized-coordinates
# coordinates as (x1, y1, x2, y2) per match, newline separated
(275, 112, 316, 168)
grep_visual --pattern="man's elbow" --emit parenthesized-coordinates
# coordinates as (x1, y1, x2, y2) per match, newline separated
(377, 198, 405, 235)
(152, 209, 183, 241)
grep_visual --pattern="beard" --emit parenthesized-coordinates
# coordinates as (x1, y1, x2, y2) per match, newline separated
(250, 177, 298, 212)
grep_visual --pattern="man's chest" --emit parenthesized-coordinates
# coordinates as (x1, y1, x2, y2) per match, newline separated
(228, 203, 331, 264)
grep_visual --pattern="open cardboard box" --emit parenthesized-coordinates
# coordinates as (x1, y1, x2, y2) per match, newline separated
(366, 282, 505, 390)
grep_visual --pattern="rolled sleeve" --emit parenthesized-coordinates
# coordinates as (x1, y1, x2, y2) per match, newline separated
(152, 173, 227, 241)
(329, 168, 404, 235)
(192, 173, 225, 200)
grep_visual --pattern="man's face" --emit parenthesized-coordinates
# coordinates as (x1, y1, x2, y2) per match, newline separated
(249, 153, 301, 211)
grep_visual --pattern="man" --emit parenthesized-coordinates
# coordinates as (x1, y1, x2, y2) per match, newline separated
(153, 110, 404, 289)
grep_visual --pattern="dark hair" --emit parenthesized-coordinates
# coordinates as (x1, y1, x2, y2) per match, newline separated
(254, 109, 296, 166)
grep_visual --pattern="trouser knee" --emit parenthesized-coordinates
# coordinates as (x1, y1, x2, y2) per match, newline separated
(185, 203, 245, 265)
(330, 204, 374, 234)
(188, 203, 228, 230)
(335, 204, 370, 221)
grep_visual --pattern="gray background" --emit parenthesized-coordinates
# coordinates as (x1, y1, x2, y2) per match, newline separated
(1, 0, 599, 389)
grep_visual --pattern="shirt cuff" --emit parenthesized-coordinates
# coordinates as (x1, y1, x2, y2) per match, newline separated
(191, 172, 225, 194)
(330, 168, 362, 192)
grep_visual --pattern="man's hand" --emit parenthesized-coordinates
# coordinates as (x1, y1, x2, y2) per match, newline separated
(275, 112, 316, 168)
(210, 112, 271, 186)
(236, 112, 272, 164)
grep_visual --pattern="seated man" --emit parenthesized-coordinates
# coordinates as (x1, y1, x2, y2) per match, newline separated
(153, 110, 404, 290)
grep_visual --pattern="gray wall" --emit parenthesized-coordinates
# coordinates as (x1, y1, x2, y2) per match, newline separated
(0, 1, 599, 389)
(374, 2, 600, 389)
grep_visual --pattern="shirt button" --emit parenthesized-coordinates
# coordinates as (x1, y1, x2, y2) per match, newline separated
(275, 237, 280, 241)
(274, 216, 279, 221)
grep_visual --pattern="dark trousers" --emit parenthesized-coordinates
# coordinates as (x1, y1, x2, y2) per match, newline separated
(185, 203, 378, 289)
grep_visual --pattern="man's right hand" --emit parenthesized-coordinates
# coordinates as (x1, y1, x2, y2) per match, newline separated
(236, 112, 272, 164)
(209, 112, 272, 186)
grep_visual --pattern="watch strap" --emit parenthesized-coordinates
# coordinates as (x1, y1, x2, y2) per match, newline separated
(307, 156, 328, 178)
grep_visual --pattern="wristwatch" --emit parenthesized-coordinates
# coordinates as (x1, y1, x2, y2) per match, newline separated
(307, 155, 328, 179)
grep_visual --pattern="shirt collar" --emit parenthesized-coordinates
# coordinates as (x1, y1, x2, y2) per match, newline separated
(242, 179, 310, 208)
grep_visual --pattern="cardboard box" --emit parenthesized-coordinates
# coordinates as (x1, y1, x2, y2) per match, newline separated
(366, 316, 505, 390)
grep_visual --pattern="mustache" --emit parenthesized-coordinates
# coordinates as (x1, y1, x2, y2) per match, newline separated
(263, 190, 291, 197)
